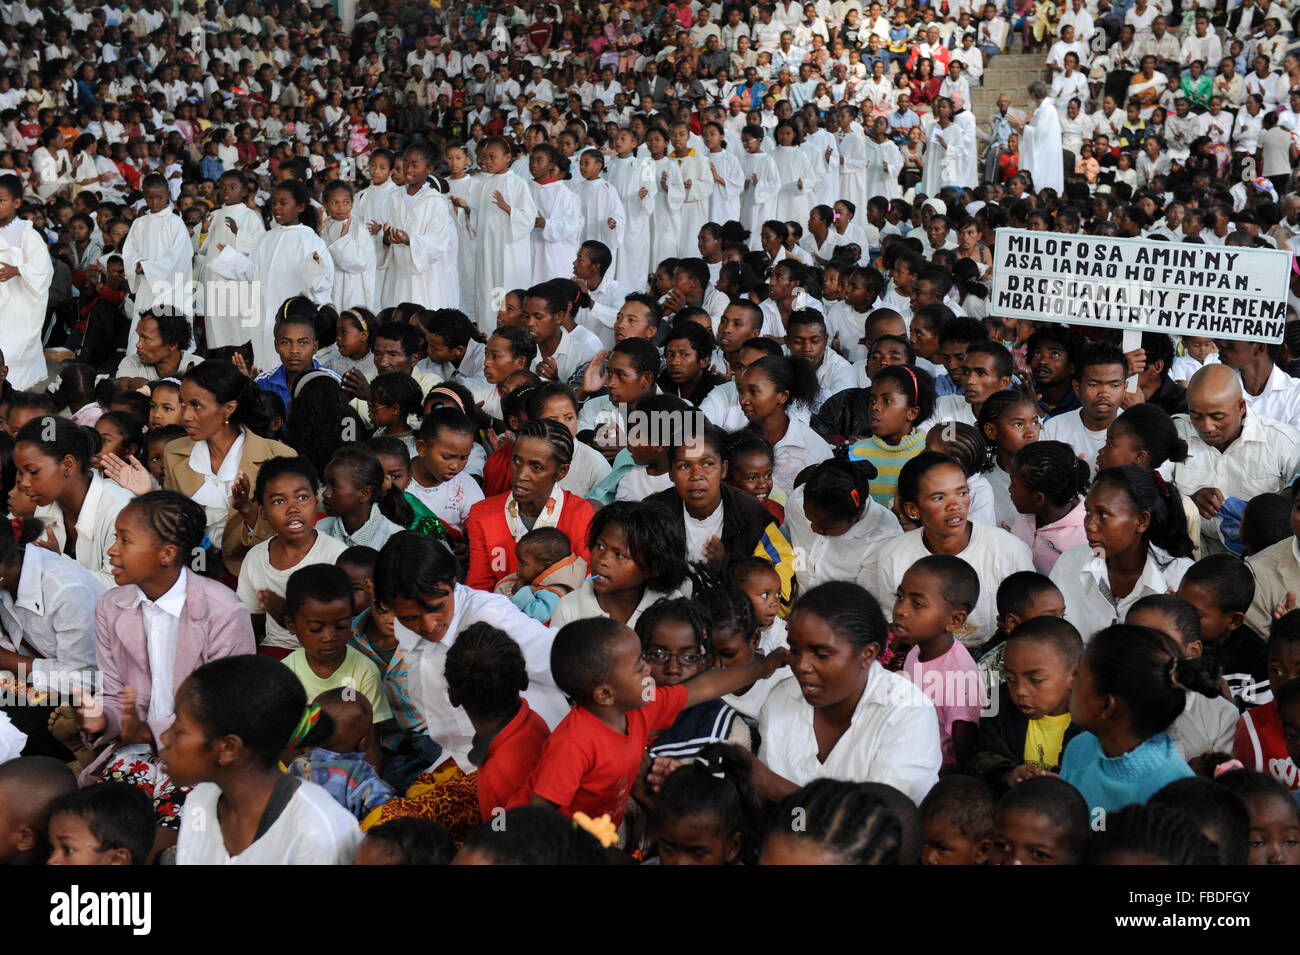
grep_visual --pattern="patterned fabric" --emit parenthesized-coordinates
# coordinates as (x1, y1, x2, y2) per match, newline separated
(287, 748, 396, 820)
(101, 748, 188, 829)
(349, 610, 428, 750)
(360, 759, 482, 846)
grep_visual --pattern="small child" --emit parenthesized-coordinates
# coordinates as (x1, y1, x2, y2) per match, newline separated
(723, 430, 783, 522)
(1170, 335, 1219, 385)
(46, 783, 155, 866)
(1147, 777, 1250, 865)
(759, 779, 907, 865)
(354, 817, 455, 865)
(0, 757, 77, 865)
(989, 774, 1090, 865)
(496, 527, 587, 624)
(613, 394, 682, 502)
(366, 372, 422, 457)
(1178, 555, 1268, 711)
(143, 424, 187, 487)
(445, 622, 551, 820)
(317, 308, 378, 379)
(407, 406, 485, 538)
(1007, 440, 1090, 574)
(475, 326, 537, 423)
(337, 545, 379, 617)
(730, 557, 787, 654)
(1216, 768, 1300, 865)
(649, 743, 759, 866)
(919, 774, 996, 865)
(318, 445, 408, 551)
(895, 555, 985, 771)
(1084, 802, 1222, 865)
(526, 616, 785, 831)
(321, 180, 377, 315)
(1233, 609, 1300, 790)
(970, 616, 1082, 788)
(924, 421, 997, 529)
(286, 688, 396, 821)
(281, 564, 394, 748)
(147, 378, 183, 428)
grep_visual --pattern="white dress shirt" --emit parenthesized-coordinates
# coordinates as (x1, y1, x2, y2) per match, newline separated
(1050, 544, 1190, 644)
(190, 430, 246, 545)
(34, 474, 134, 589)
(0, 545, 104, 689)
(137, 567, 188, 721)
(1240, 363, 1300, 428)
(785, 485, 902, 592)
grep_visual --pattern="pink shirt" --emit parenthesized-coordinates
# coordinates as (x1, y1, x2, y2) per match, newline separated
(905, 640, 985, 765)
(1011, 502, 1088, 574)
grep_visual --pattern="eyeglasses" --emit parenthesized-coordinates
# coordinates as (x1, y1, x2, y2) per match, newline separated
(643, 647, 707, 666)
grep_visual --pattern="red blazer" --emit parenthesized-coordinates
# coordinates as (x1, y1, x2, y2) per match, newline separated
(465, 490, 595, 591)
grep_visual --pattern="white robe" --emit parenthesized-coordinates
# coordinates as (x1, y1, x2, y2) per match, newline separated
(32, 147, 71, 201)
(836, 127, 870, 215)
(607, 154, 656, 289)
(0, 219, 52, 389)
(739, 150, 781, 251)
(673, 149, 714, 257)
(946, 112, 979, 191)
(381, 183, 459, 310)
(798, 140, 829, 212)
(122, 204, 194, 322)
(1021, 100, 1065, 194)
(706, 148, 744, 226)
(864, 136, 903, 201)
(322, 215, 377, 313)
(194, 202, 265, 349)
(467, 172, 538, 333)
(353, 180, 399, 310)
(771, 145, 813, 226)
(919, 120, 953, 198)
(446, 175, 478, 320)
(806, 128, 840, 207)
(208, 223, 334, 372)
(650, 156, 686, 268)
(574, 177, 626, 273)
(530, 179, 583, 285)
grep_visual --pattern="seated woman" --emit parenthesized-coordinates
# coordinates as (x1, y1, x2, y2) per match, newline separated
(115, 309, 201, 391)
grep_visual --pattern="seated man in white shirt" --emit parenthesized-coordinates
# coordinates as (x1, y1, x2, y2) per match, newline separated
(1042, 343, 1128, 478)
(1213, 337, 1300, 435)
(785, 309, 857, 412)
(1174, 363, 1300, 554)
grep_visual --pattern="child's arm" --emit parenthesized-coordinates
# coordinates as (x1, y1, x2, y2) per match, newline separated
(680, 649, 787, 710)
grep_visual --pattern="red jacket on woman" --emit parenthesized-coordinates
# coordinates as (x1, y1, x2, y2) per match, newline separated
(465, 490, 596, 591)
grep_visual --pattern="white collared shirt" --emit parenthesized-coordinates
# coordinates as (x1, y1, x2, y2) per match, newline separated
(759, 660, 941, 804)
(393, 584, 568, 767)
(136, 568, 188, 721)
(190, 429, 247, 544)
(530, 326, 599, 384)
(1050, 544, 1187, 643)
(1240, 363, 1300, 428)
(317, 507, 406, 550)
(549, 580, 684, 633)
(0, 545, 104, 688)
(35, 474, 133, 589)
(786, 485, 902, 592)
(772, 416, 835, 498)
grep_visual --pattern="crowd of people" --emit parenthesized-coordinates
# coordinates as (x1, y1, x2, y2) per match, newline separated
(0, 0, 1299, 867)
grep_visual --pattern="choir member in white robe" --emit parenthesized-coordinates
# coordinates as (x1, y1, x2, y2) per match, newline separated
(353, 161, 400, 311)
(0, 209, 53, 389)
(919, 101, 960, 198)
(446, 170, 478, 320)
(863, 118, 903, 201)
(704, 125, 744, 226)
(646, 128, 686, 269)
(208, 182, 334, 372)
(948, 110, 979, 191)
(122, 179, 194, 327)
(462, 139, 539, 334)
(805, 118, 840, 208)
(1016, 82, 1065, 195)
(195, 189, 265, 350)
(32, 137, 72, 201)
(572, 156, 626, 278)
(670, 136, 714, 258)
(381, 180, 459, 310)
(836, 112, 871, 217)
(321, 193, 377, 313)
(607, 134, 656, 290)
(529, 147, 584, 286)
(739, 128, 781, 251)
(771, 130, 814, 226)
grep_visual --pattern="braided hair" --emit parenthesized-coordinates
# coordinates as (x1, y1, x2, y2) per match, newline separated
(764, 779, 903, 865)
(654, 743, 762, 865)
(1012, 440, 1090, 508)
(1085, 803, 1222, 865)
(124, 490, 213, 577)
(515, 417, 574, 469)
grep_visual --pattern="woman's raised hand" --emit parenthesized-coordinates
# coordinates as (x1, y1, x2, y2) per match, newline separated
(101, 453, 153, 496)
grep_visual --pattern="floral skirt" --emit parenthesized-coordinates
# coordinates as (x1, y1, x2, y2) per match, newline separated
(100, 745, 189, 830)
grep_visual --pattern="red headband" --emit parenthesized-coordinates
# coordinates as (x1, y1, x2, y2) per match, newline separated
(9, 517, 23, 543)
(902, 365, 919, 400)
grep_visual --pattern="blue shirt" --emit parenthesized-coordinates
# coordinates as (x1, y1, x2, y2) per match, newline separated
(200, 155, 224, 182)
(1060, 731, 1193, 816)
(772, 46, 805, 75)
(254, 359, 340, 420)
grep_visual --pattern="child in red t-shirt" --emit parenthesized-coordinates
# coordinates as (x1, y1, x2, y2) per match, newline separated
(525, 617, 786, 829)
(446, 621, 552, 820)
(1233, 618, 1300, 791)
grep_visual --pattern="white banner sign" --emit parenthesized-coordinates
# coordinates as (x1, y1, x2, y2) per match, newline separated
(991, 228, 1292, 343)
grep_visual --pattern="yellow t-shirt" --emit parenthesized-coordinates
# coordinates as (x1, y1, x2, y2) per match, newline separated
(283, 646, 394, 725)
(1023, 712, 1071, 772)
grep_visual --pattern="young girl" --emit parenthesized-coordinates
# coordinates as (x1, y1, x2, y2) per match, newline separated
(147, 378, 183, 429)
(381, 141, 459, 311)
(15, 416, 133, 588)
(868, 451, 1035, 649)
(1008, 440, 1090, 574)
(444, 142, 479, 321)
(977, 389, 1042, 530)
(0, 172, 54, 389)
(475, 326, 536, 423)
(93, 411, 144, 485)
(786, 457, 901, 593)
(847, 364, 934, 506)
(366, 371, 422, 457)
(739, 354, 833, 499)
(645, 126, 685, 270)
(209, 178, 333, 372)
(164, 655, 363, 864)
(724, 431, 783, 521)
(318, 445, 409, 551)
(354, 149, 399, 306)
(235, 456, 348, 657)
(316, 308, 377, 379)
(1060, 624, 1219, 814)
(650, 743, 760, 866)
(1049, 466, 1195, 642)
(1096, 403, 1199, 547)
(321, 180, 378, 315)
(408, 407, 485, 540)
(195, 169, 265, 352)
(637, 597, 751, 759)
(74, 491, 255, 837)
(526, 382, 611, 499)
(549, 500, 690, 630)
(1217, 769, 1300, 866)
(925, 421, 997, 529)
